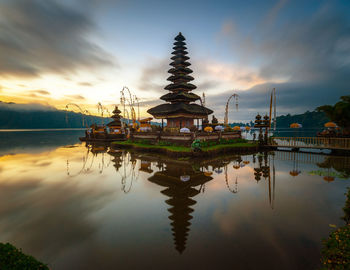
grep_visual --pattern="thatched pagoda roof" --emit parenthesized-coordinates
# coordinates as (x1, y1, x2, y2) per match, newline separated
(147, 32, 214, 119)
(168, 67, 193, 74)
(170, 60, 191, 67)
(111, 106, 122, 120)
(107, 120, 122, 127)
(172, 50, 188, 55)
(147, 103, 213, 118)
(160, 92, 200, 102)
(112, 107, 121, 114)
(167, 74, 194, 82)
(164, 83, 196, 91)
(174, 41, 186, 46)
(174, 32, 186, 41)
(173, 45, 187, 50)
(171, 55, 190, 61)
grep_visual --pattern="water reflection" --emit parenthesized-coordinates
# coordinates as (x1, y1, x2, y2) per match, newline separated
(0, 129, 84, 155)
(148, 160, 212, 253)
(0, 138, 349, 269)
(66, 143, 350, 212)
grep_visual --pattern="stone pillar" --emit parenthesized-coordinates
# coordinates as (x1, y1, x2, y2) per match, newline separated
(259, 127, 264, 145)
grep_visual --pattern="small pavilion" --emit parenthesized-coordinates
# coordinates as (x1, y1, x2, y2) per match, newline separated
(147, 33, 213, 131)
(107, 106, 123, 134)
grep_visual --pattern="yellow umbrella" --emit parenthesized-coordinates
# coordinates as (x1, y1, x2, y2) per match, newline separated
(204, 126, 213, 133)
(245, 126, 251, 131)
(324, 122, 337, 128)
(323, 176, 335, 182)
(289, 170, 300, 177)
(233, 126, 240, 131)
(290, 123, 301, 128)
(204, 171, 213, 176)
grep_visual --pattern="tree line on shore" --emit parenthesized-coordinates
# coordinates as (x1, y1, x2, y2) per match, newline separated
(0, 107, 109, 129)
(0, 95, 348, 130)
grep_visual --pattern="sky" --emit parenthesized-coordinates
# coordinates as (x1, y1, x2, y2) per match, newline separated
(0, 0, 349, 122)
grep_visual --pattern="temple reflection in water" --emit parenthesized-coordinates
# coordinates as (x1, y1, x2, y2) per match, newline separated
(148, 160, 212, 253)
(1, 133, 349, 269)
(70, 143, 349, 254)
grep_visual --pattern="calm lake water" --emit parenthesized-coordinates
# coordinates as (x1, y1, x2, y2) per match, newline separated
(0, 130, 349, 269)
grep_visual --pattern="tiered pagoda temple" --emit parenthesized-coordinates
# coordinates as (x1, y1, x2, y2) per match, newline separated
(147, 32, 213, 130)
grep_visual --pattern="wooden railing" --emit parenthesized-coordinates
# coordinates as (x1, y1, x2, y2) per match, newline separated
(269, 137, 350, 150)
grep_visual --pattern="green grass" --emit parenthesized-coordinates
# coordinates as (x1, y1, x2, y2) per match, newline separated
(0, 243, 48, 270)
(113, 140, 257, 153)
(112, 141, 191, 152)
(177, 157, 191, 161)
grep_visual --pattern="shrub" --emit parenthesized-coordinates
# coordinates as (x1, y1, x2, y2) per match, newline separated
(321, 188, 350, 269)
(209, 141, 217, 146)
(219, 138, 228, 144)
(0, 243, 49, 270)
(321, 225, 350, 269)
(342, 188, 350, 224)
(200, 141, 208, 148)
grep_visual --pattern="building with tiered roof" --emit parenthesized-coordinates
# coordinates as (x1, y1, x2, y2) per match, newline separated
(147, 33, 213, 130)
(107, 106, 123, 134)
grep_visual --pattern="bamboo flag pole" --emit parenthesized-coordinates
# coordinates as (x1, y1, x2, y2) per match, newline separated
(269, 90, 273, 128)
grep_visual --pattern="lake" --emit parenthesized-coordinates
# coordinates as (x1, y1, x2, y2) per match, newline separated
(0, 130, 349, 269)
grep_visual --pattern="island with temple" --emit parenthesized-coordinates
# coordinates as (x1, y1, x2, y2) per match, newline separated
(79, 32, 258, 156)
(110, 32, 258, 156)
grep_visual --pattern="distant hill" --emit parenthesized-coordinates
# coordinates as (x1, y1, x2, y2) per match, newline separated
(0, 101, 110, 129)
(226, 111, 329, 128)
(276, 111, 329, 128)
(0, 101, 329, 129)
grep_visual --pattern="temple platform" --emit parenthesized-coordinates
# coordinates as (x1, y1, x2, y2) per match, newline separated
(131, 131, 241, 146)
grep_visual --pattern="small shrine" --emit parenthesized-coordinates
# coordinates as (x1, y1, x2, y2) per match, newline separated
(138, 117, 153, 132)
(107, 106, 123, 134)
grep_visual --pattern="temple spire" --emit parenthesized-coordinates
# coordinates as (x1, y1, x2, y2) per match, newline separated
(165, 33, 197, 93)
(147, 32, 213, 129)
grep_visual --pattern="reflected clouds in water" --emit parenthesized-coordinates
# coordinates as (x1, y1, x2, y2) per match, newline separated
(0, 141, 349, 269)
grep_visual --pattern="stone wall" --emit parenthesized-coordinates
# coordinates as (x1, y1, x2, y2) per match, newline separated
(131, 131, 241, 146)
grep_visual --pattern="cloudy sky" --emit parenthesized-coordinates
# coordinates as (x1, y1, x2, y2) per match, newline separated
(0, 0, 349, 122)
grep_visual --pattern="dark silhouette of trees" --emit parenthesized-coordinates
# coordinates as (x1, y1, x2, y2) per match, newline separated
(317, 95, 350, 133)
